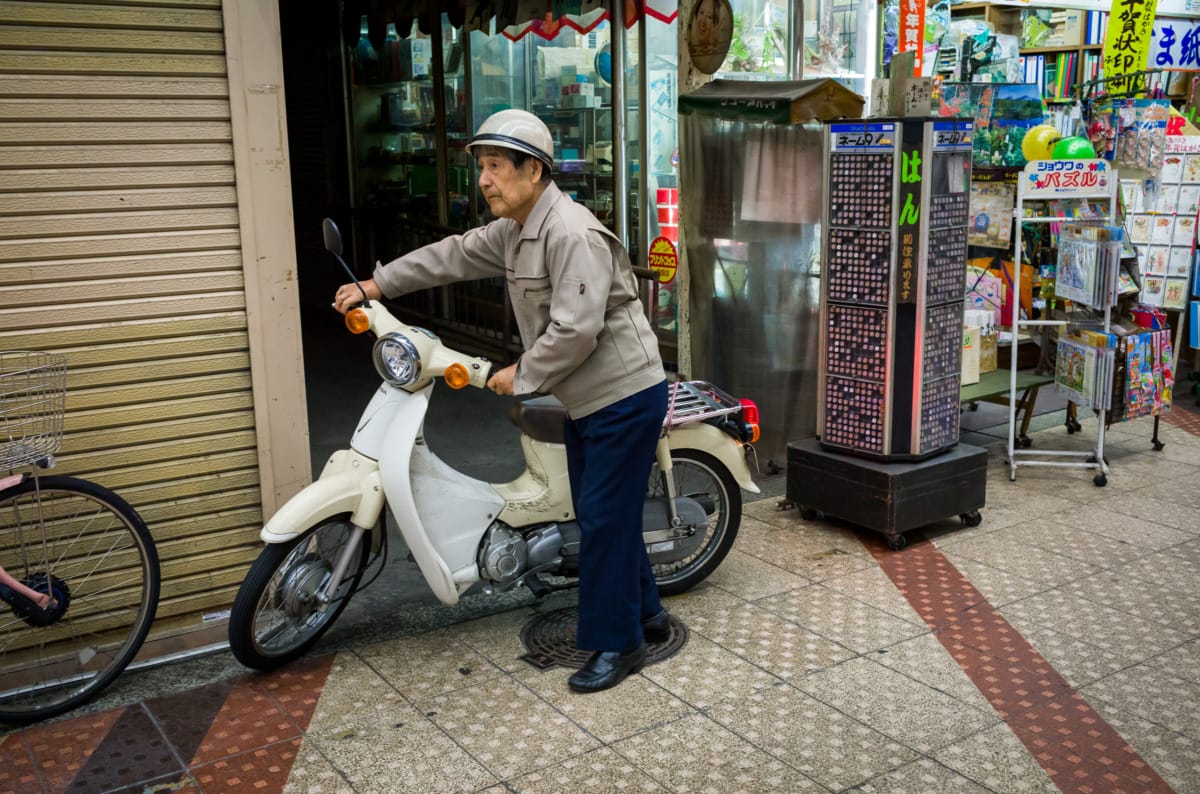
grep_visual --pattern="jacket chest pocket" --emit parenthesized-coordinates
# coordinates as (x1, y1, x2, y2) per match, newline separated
(509, 251, 553, 330)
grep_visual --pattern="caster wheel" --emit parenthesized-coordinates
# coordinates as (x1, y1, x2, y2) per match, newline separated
(1069, 420, 1082, 432)
(800, 507, 821, 521)
(959, 511, 982, 527)
(887, 534, 908, 551)
(1019, 435, 1033, 448)
(1065, 423, 1077, 434)
(1152, 440, 1165, 452)
(1093, 474, 1107, 487)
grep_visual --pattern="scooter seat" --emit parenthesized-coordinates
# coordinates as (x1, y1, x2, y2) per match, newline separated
(509, 395, 567, 444)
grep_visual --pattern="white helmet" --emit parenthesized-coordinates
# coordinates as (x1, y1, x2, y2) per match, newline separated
(466, 109, 554, 168)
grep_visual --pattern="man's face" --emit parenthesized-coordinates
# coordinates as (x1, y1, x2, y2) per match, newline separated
(476, 149, 540, 222)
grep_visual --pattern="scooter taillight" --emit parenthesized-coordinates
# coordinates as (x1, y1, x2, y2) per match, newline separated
(739, 399, 761, 444)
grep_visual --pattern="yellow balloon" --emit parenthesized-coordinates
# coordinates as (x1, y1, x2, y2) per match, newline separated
(1021, 124, 1060, 161)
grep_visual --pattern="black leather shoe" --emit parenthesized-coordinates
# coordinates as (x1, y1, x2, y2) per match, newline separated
(568, 645, 648, 693)
(642, 609, 671, 644)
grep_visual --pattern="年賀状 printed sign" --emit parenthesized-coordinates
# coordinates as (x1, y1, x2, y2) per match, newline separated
(1104, 0, 1161, 96)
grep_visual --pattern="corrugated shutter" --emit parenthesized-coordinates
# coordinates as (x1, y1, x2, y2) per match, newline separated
(0, 0, 262, 647)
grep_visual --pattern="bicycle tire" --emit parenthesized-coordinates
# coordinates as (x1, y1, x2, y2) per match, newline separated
(0, 475, 159, 723)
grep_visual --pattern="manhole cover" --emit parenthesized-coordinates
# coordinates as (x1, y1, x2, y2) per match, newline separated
(518, 607, 689, 670)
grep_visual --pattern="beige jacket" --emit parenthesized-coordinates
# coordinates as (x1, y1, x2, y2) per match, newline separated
(372, 183, 665, 418)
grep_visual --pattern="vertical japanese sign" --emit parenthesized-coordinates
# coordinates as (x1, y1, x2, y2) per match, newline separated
(896, 142, 923, 305)
(899, 0, 926, 76)
(1104, 0, 1161, 96)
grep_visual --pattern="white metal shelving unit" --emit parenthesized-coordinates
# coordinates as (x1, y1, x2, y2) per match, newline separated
(1008, 158, 1118, 484)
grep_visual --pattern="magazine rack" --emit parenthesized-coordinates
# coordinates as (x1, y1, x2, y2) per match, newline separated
(1009, 159, 1118, 485)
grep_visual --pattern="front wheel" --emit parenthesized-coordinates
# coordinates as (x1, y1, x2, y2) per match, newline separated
(648, 448, 742, 596)
(228, 516, 367, 671)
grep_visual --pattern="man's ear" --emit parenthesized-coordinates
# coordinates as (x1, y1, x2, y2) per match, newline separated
(527, 158, 544, 183)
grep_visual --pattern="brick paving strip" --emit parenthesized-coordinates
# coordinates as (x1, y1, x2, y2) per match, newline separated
(867, 537, 1174, 794)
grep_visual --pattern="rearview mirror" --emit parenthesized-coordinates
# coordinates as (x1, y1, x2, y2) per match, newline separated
(322, 218, 343, 256)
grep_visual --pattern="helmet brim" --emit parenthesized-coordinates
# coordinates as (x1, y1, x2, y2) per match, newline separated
(467, 133, 554, 168)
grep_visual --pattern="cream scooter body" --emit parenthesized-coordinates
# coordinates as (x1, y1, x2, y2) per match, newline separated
(258, 308, 759, 607)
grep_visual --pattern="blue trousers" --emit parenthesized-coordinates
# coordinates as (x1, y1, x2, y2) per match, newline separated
(565, 380, 668, 653)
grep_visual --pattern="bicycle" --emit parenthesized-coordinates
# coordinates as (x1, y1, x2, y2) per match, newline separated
(0, 351, 160, 723)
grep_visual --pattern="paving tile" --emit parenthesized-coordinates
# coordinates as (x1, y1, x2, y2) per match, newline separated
(1086, 694, 1200, 794)
(1054, 504, 1196, 550)
(731, 517, 875, 583)
(976, 488, 1080, 517)
(1016, 624, 1128, 689)
(514, 666, 693, 743)
(1093, 491, 1200, 532)
(659, 581, 746, 619)
(1129, 475, 1200, 511)
(356, 627, 505, 699)
(305, 706, 495, 793)
(855, 756, 993, 793)
(1082, 665, 1200, 741)
(872, 633, 996, 714)
(1164, 536, 1200, 565)
(742, 499, 817, 530)
(640, 634, 781, 709)
(941, 533, 1102, 589)
(708, 682, 918, 791)
(190, 739, 303, 793)
(306, 652, 407, 733)
(20, 707, 125, 792)
(453, 606, 541, 673)
(704, 549, 810, 601)
(940, 555, 1051, 608)
(111, 773, 200, 793)
(255, 654, 335, 727)
(282, 744, 354, 794)
(1161, 441, 1200, 467)
(755, 584, 927, 653)
(1063, 571, 1200, 636)
(1114, 552, 1200, 591)
(0, 733, 39, 794)
(1144, 638, 1200, 685)
(145, 681, 236, 767)
(995, 518, 1150, 569)
(793, 657, 998, 753)
(612, 713, 821, 792)
(933, 724, 1058, 793)
(188, 680, 303, 766)
(504, 747, 668, 793)
(1000, 590, 1189, 666)
(53, 705, 182, 793)
(821, 564, 926, 625)
(683, 603, 855, 680)
(417, 676, 599, 780)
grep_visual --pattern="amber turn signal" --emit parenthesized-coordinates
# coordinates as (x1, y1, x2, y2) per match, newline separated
(344, 308, 370, 335)
(444, 363, 470, 390)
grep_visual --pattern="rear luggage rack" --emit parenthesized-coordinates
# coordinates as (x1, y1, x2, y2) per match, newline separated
(665, 381, 744, 429)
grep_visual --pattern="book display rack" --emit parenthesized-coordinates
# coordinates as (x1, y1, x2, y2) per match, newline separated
(817, 117, 974, 461)
(1010, 159, 1118, 485)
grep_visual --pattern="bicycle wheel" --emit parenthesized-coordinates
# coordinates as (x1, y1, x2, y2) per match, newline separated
(228, 515, 367, 671)
(0, 475, 159, 723)
(648, 448, 741, 596)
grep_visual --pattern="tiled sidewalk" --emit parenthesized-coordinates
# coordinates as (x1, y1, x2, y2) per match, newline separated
(1, 413, 1198, 793)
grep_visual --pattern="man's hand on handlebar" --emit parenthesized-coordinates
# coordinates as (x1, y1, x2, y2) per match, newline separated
(487, 363, 517, 396)
(332, 278, 382, 314)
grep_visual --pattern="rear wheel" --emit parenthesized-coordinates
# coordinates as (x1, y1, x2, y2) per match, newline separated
(648, 449, 741, 596)
(228, 516, 367, 671)
(0, 476, 159, 724)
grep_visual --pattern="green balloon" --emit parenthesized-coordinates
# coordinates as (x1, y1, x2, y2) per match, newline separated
(1052, 136, 1096, 159)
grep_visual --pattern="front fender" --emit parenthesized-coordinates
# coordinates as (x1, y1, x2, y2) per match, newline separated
(667, 424, 761, 494)
(260, 450, 384, 543)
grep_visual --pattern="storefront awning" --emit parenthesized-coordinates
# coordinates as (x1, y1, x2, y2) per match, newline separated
(343, 1, 678, 47)
(679, 79, 865, 125)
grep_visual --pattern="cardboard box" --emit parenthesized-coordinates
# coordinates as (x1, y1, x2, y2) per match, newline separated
(979, 332, 998, 373)
(962, 326, 980, 385)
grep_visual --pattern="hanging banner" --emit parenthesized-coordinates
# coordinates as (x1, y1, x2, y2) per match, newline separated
(899, 0, 926, 76)
(1104, 0, 1161, 96)
(1150, 17, 1200, 69)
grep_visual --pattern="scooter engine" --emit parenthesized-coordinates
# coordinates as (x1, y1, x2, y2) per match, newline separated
(478, 525, 527, 587)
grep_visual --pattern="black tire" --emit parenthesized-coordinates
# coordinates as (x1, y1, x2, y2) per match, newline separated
(0, 476, 159, 724)
(648, 448, 741, 596)
(228, 515, 367, 671)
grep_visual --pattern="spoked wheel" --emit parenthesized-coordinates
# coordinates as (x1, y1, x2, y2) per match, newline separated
(0, 476, 159, 724)
(648, 449, 741, 596)
(228, 515, 367, 671)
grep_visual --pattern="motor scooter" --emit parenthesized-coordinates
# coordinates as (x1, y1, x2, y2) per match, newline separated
(228, 219, 761, 670)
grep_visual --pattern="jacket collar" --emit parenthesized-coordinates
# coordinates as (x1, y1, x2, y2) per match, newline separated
(518, 181, 563, 240)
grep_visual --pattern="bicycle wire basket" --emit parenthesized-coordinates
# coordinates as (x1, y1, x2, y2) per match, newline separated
(1, 351, 67, 470)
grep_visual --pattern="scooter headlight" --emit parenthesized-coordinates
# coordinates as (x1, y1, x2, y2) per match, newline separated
(372, 333, 422, 386)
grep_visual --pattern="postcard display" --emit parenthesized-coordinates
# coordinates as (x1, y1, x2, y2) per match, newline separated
(1011, 159, 1118, 486)
(817, 118, 974, 461)
(789, 118, 986, 552)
